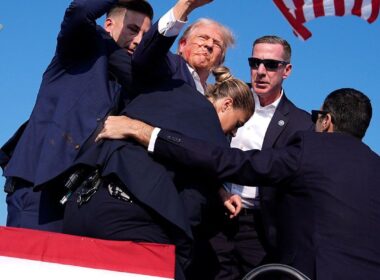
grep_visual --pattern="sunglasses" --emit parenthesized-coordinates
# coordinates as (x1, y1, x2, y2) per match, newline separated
(248, 57, 288, 71)
(311, 110, 329, 123)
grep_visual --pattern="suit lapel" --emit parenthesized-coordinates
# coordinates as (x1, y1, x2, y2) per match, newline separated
(177, 56, 197, 90)
(262, 93, 291, 149)
(259, 94, 292, 200)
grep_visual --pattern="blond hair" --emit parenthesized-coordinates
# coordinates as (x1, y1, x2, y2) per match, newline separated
(206, 66, 254, 115)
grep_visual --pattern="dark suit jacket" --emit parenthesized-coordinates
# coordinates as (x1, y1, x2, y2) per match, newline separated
(258, 93, 314, 255)
(153, 129, 380, 280)
(3, 0, 126, 187)
(108, 21, 196, 92)
(72, 22, 229, 239)
(0, 121, 28, 170)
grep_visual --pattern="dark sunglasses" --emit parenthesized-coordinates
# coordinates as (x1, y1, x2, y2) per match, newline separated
(311, 110, 329, 123)
(248, 57, 288, 71)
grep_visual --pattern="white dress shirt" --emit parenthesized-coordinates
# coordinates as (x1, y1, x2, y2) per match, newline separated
(227, 90, 283, 208)
(158, 8, 185, 37)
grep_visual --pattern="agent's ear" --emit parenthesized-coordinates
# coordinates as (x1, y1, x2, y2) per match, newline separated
(282, 63, 292, 79)
(104, 17, 114, 34)
(322, 113, 334, 133)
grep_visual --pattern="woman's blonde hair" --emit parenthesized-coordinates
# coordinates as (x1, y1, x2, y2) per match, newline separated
(206, 66, 254, 116)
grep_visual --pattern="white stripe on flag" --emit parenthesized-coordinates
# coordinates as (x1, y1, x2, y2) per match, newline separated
(0, 256, 172, 280)
(283, 0, 296, 9)
(303, 1, 317, 22)
(362, 0, 374, 20)
(283, 0, 297, 17)
(323, 0, 336, 16)
(273, 0, 379, 40)
(344, 0, 356, 16)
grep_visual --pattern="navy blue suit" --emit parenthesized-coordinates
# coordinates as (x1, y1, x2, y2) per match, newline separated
(153, 129, 380, 280)
(62, 20, 229, 279)
(109, 21, 196, 91)
(208, 92, 313, 280)
(258, 94, 313, 255)
(3, 0, 127, 230)
(66, 81, 228, 239)
(0, 121, 28, 170)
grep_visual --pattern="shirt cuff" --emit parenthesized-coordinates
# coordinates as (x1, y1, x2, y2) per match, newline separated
(158, 8, 187, 37)
(148, 127, 161, 153)
(223, 183, 232, 192)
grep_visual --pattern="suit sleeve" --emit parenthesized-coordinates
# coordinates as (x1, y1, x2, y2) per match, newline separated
(107, 21, 179, 89)
(132, 22, 177, 69)
(57, 0, 117, 60)
(154, 129, 304, 187)
(131, 21, 178, 83)
(0, 121, 29, 170)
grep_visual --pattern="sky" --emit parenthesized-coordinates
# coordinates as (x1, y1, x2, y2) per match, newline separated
(0, 1, 379, 225)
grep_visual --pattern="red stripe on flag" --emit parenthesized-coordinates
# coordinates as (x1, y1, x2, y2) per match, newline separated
(334, 0, 346, 16)
(273, 0, 312, 40)
(273, 0, 379, 40)
(294, 0, 307, 23)
(0, 226, 175, 278)
(367, 0, 380, 23)
(352, 0, 364, 17)
(313, 0, 325, 17)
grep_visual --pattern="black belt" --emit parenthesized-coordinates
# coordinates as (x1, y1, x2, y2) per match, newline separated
(4, 177, 33, 193)
(240, 207, 260, 216)
(60, 168, 133, 206)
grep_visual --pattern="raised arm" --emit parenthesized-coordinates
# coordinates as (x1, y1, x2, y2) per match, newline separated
(57, 0, 117, 59)
(133, 0, 215, 64)
(130, 0, 215, 83)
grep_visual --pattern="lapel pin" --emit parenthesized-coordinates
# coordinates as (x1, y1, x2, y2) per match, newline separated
(278, 120, 285, 126)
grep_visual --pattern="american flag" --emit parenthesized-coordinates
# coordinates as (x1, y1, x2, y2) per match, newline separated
(273, 0, 380, 39)
(0, 226, 175, 280)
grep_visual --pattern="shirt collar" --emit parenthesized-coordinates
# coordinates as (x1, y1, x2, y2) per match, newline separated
(253, 89, 283, 111)
(187, 64, 205, 95)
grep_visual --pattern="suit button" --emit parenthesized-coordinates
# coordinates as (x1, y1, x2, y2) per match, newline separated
(75, 144, 80, 150)
(167, 136, 181, 143)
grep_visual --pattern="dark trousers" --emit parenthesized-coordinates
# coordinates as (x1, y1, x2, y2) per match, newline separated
(6, 179, 65, 232)
(63, 182, 191, 280)
(209, 209, 267, 280)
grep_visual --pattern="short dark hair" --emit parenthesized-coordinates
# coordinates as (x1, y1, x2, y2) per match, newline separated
(108, 0, 153, 20)
(322, 88, 372, 139)
(253, 35, 291, 62)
